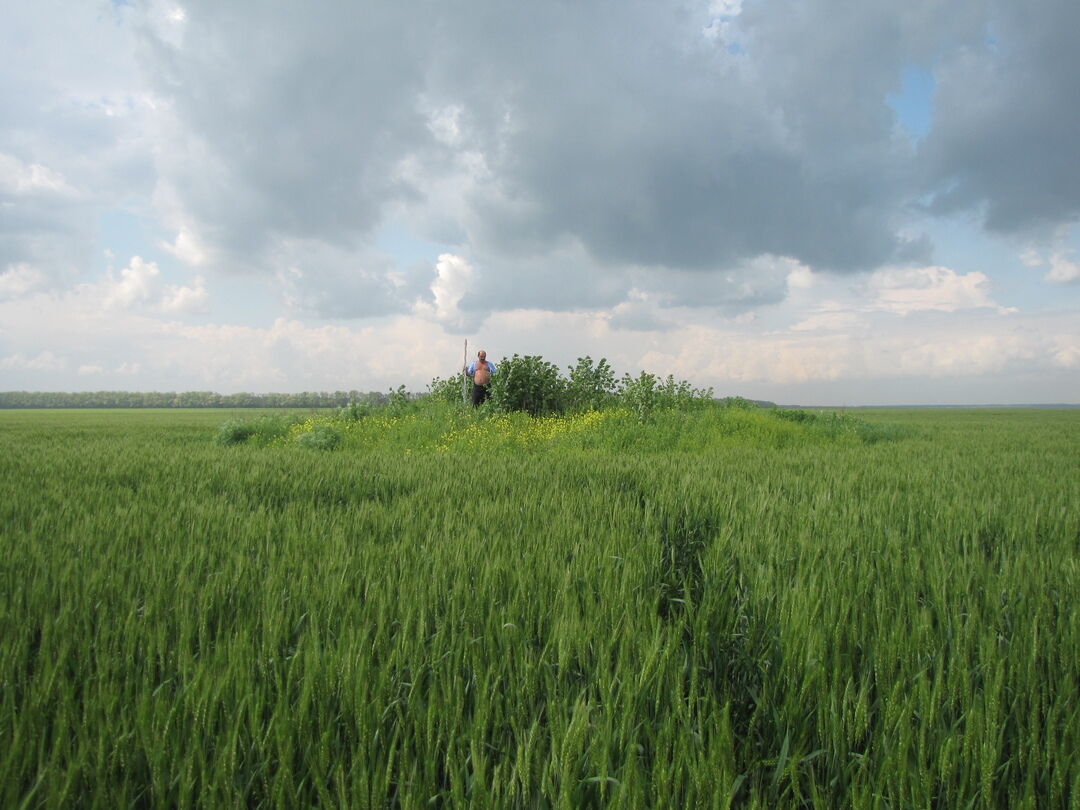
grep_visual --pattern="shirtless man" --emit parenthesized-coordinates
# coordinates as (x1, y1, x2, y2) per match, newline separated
(466, 350, 497, 407)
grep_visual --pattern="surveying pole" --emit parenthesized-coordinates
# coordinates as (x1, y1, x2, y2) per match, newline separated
(461, 339, 468, 404)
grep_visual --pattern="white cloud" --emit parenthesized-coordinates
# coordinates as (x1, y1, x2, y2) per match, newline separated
(1052, 336, 1080, 369)
(1046, 251, 1080, 284)
(101, 256, 164, 309)
(80, 256, 209, 315)
(786, 264, 817, 290)
(78, 364, 104, 375)
(865, 266, 998, 314)
(161, 226, 210, 267)
(789, 311, 864, 331)
(424, 103, 465, 147)
(0, 351, 67, 371)
(0, 154, 76, 196)
(1018, 231, 1080, 284)
(0, 264, 47, 300)
(414, 253, 476, 329)
(162, 275, 209, 314)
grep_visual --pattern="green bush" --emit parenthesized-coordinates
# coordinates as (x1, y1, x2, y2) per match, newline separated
(214, 415, 294, 446)
(426, 375, 466, 405)
(338, 402, 374, 421)
(489, 354, 567, 416)
(615, 372, 713, 421)
(385, 385, 412, 417)
(618, 371, 660, 422)
(721, 396, 759, 410)
(297, 424, 342, 450)
(565, 356, 616, 411)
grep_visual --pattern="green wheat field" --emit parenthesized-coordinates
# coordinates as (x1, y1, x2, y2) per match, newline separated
(2, 404, 1078, 808)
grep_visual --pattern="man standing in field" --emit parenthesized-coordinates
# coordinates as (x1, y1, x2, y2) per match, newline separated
(466, 350, 496, 407)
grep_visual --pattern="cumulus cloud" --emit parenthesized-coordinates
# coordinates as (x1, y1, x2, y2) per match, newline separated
(82, 256, 211, 315)
(0, 264, 47, 300)
(0, 153, 77, 197)
(162, 275, 209, 314)
(1018, 229, 1080, 284)
(161, 226, 210, 267)
(413, 253, 476, 331)
(101, 256, 165, 309)
(1047, 254, 1080, 284)
(0, 351, 67, 371)
(865, 266, 1003, 315)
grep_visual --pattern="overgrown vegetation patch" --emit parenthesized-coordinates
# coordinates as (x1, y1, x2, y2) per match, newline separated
(218, 355, 913, 452)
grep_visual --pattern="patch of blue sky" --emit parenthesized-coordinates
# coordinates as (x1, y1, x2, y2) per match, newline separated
(97, 208, 284, 325)
(916, 215, 1079, 311)
(375, 220, 450, 266)
(97, 209, 154, 275)
(887, 64, 934, 142)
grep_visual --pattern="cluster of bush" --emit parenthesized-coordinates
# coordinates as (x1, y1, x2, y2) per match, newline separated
(427, 354, 717, 419)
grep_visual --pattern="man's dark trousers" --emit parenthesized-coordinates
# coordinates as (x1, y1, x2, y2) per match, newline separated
(471, 383, 490, 407)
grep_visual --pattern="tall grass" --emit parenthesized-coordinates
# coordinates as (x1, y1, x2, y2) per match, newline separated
(0, 407, 1077, 808)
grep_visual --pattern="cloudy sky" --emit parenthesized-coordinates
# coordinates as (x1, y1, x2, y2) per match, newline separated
(2, 0, 1078, 404)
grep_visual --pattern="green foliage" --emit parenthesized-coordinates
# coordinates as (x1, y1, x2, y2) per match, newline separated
(296, 424, 342, 450)
(385, 384, 412, 417)
(337, 401, 373, 421)
(565, 355, 616, 411)
(772, 407, 818, 424)
(617, 372, 714, 421)
(1, 407, 1079, 807)
(721, 395, 760, 410)
(214, 414, 295, 446)
(488, 354, 567, 415)
(618, 370, 660, 421)
(426, 374, 466, 404)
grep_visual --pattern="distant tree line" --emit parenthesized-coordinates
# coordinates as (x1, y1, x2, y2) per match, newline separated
(0, 390, 400, 409)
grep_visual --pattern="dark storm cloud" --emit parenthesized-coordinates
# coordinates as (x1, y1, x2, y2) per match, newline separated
(450, 0, 931, 274)
(10, 0, 1076, 318)
(920, 0, 1080, 233)
(134, 0, 981, 298)
(139, 2, 432, 259)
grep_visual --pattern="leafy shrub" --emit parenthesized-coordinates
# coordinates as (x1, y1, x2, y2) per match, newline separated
(215, 415, 294, 446)
(618, 371, 660, 421)
(385, 385, 413, 417)
(489, 355, 567, 416)
(427, 375, 466, 405)
(617, 372, 714, 421)
(654, 374, 713, 410)
(565, 356, 616, 412)
(771, 407, 817, 424)
(297, 424, 342, 450)
(721, 396, 759, 410)
(338, 402, 374, 421)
